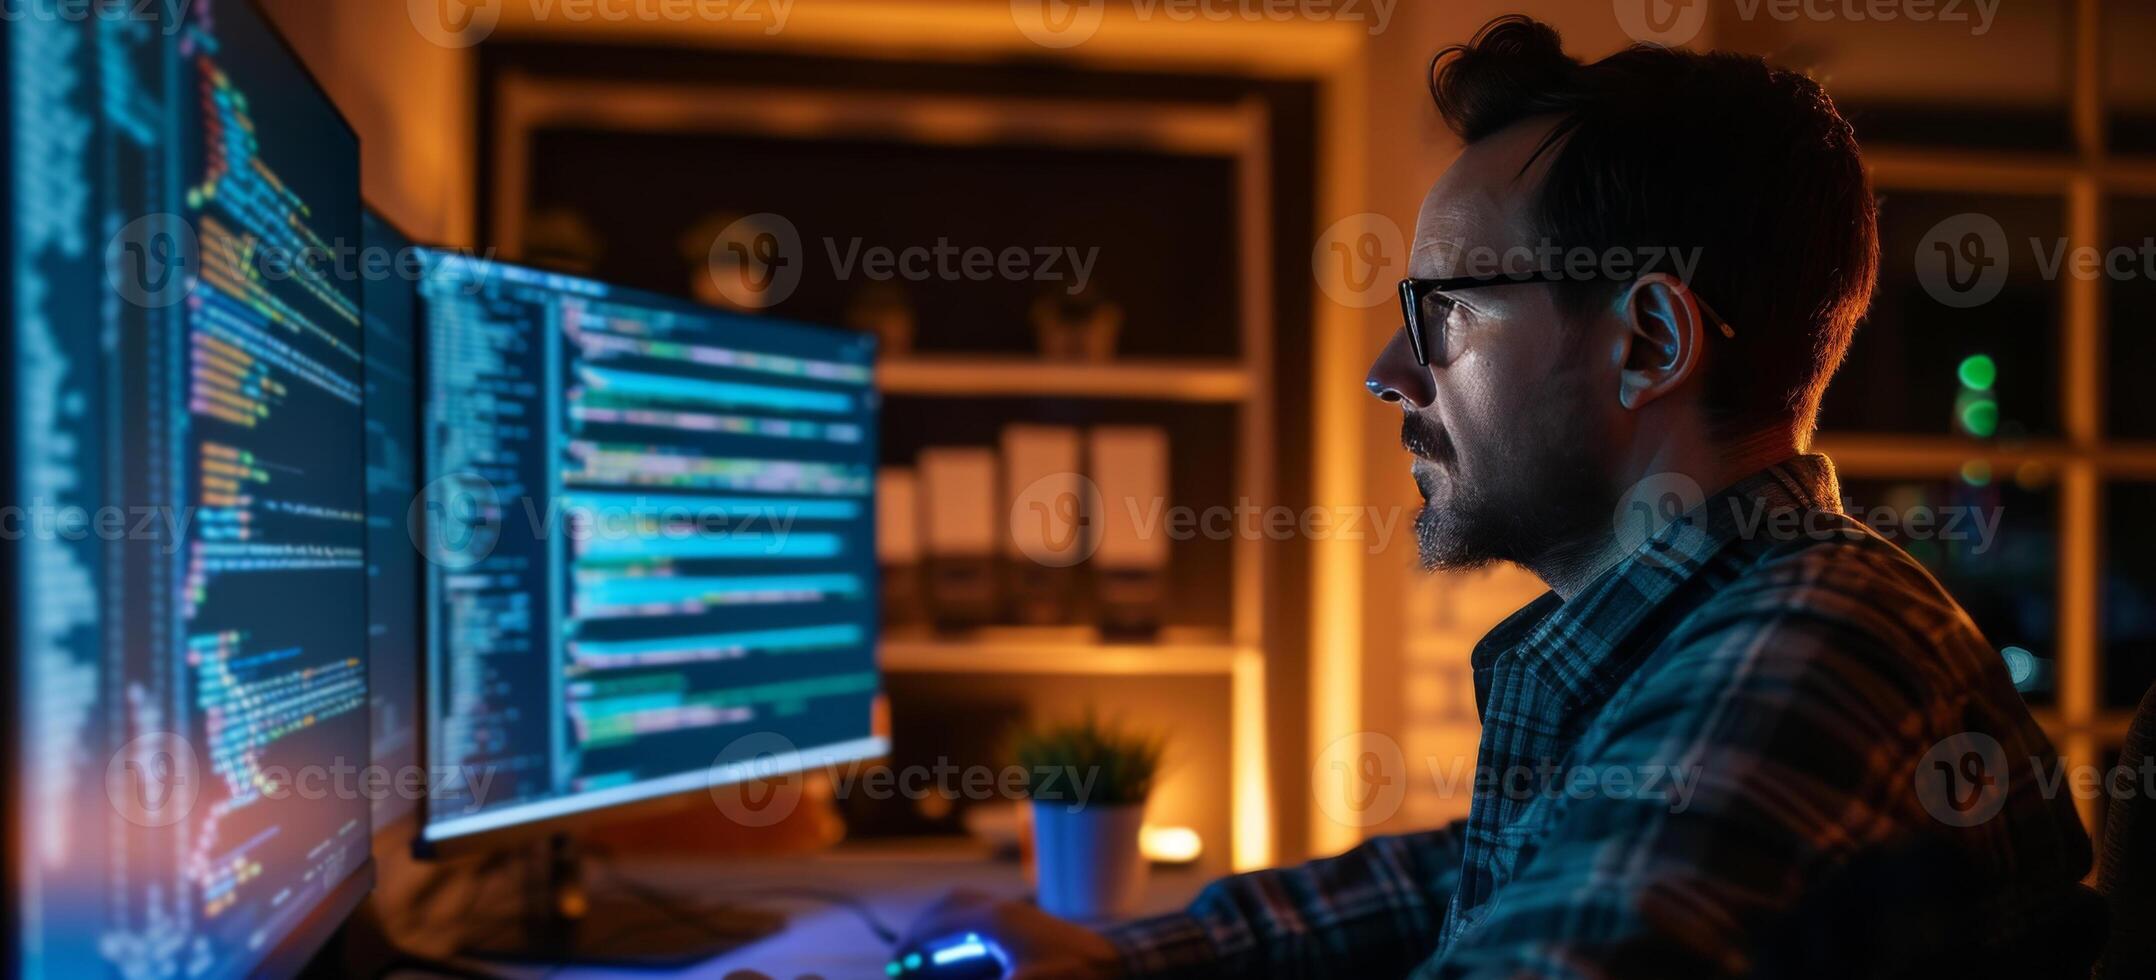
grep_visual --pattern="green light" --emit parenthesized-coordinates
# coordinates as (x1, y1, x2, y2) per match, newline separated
(887, 963, 903, 977)
(1957, 354, 1997, 391)
(1960, 460, 1993, 486)
(904, 953, 923, 970)
(1960, 399, 1999, 438)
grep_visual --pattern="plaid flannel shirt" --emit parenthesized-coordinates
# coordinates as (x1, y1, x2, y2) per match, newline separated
(1105, 454, 2095, 978)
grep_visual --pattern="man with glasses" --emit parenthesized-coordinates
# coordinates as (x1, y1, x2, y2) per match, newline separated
(905, 15, 2095, 977)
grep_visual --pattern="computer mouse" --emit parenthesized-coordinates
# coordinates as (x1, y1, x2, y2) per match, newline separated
(884, 932, 1010, 979)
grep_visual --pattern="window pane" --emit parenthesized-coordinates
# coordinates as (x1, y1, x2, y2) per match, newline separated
(1841, 475, 2059, 706)
(2104, 482, 2156, 710)
(1821, 192, 2064, 438)
(2106, 197, 2156, 439)
(2106, 0, 2156, 154)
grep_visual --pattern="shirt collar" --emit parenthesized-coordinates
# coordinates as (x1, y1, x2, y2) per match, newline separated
(1470, 453, 1843, 704)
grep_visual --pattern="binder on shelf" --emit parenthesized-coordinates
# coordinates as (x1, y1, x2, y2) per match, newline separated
(919, 447, 1000, 630)
(1088, 426, 1169, 638)
(1002, 424, 1085, 626)
(877, 467, 925, 627)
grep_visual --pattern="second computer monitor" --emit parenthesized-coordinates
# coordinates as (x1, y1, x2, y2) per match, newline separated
(416, 255, 884, 846)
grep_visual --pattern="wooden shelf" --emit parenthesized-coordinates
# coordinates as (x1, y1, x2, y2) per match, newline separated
(881, 636, 1251, 676)
(877, 356, 1251, 403)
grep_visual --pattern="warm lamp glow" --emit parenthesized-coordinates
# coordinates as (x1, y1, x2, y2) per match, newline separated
(1141, 825, 1204, 865)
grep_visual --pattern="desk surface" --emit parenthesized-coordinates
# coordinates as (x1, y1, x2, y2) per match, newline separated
(416, 840, 1208, 979)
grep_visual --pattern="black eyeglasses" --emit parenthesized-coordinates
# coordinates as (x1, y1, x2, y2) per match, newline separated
(1398, 271, 1738, 367)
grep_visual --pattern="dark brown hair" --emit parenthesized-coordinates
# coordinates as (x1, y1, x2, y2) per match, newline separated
(1431, 15, 1879, 436)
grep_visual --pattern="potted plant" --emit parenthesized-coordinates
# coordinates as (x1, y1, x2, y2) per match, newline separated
(1012, 714, 1165, 923)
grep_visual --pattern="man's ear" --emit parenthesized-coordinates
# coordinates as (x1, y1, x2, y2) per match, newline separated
(1614, 272, 1706, 412)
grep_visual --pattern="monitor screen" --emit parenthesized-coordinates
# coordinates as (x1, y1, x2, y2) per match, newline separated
(363, 209, 423, 832)
(417, 255, 885, 844)
(6, 1, 371, 976)
(5, 0, 370, 973)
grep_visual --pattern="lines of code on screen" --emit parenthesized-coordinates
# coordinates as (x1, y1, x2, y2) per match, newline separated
(419, 256, 883, 841)
(9, 3, 369, 977)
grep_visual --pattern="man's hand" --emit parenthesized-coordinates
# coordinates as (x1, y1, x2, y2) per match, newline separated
(903, 889, 1124, 980)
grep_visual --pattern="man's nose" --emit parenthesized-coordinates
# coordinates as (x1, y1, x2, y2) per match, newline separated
(1365, 327, 1435, 409)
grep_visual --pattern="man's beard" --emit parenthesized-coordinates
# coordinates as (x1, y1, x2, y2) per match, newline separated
(1405, 410, 1610, 573)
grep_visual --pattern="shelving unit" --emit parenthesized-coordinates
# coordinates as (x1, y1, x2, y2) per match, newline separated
(882, 637, 1251, 677)
(878, 357, 1253, 403)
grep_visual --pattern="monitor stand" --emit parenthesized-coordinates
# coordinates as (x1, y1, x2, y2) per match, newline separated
(463, 834, 786, 969)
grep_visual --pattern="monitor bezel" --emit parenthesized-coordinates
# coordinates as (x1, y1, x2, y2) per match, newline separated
(360, 203, 431, 846)
(407, 249, 886, 860)
(2, 13, 20, 970)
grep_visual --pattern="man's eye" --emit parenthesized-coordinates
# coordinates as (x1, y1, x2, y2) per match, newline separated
(1420, 291, 1460, 324)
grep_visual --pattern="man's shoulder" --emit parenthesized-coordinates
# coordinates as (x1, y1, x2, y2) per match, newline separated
(1669, 516, 1996, 673)
(1631, 521, 2019, 734)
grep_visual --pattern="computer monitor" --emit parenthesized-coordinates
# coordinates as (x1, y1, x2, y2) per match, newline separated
(363, 208, 424, 834)
(415, 254, 886, 851)
(5, 2, 371, 977)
